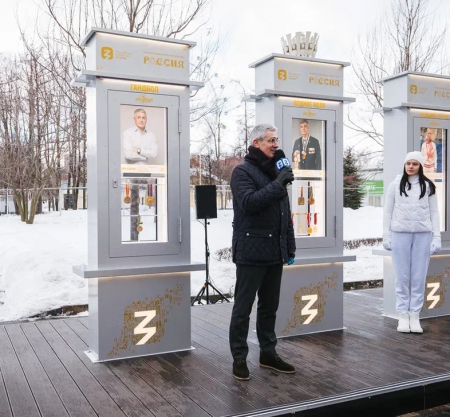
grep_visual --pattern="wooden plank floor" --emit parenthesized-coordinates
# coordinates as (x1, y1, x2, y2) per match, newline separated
(2, 288, 450, 417)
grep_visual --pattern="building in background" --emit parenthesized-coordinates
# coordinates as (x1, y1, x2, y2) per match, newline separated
(361, 168, 383, 207)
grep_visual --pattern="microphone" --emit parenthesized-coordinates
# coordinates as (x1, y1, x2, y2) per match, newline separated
(274, 149, 291, 172)
(274, 149, 294, 186)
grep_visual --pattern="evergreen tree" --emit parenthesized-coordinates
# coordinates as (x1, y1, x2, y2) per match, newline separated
(343, 148, 364, 209)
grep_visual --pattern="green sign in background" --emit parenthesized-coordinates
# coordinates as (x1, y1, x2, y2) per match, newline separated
(363, 180, 383, 195)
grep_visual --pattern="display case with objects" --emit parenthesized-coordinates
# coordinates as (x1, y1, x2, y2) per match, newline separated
(374, 72, 450, 319)
(72, 28, 204, 361)
(247, 53, 356, 337)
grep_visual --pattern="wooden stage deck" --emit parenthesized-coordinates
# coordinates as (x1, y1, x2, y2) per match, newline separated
(1, 288, 450, 417)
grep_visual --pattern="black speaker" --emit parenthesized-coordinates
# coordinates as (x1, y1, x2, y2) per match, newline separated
(195, 185, 217, 219)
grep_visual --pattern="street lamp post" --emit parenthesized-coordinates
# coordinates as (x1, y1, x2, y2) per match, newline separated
(232, 80, 249, 153)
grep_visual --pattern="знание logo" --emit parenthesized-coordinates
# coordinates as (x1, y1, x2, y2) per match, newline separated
(278, 69, 287, 81)
(101, 47, 114, 60)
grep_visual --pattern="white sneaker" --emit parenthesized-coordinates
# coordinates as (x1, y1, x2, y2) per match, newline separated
(409, 312, 423, 334)
(397, 312, 410, 333)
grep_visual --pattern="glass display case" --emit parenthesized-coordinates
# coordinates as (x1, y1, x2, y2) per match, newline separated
(121, 177, 167, 242)
(290, 118, 326, 239)
(414, 117, 449, 234)
(282, 106, 336, 248)
(108, 90, 180, 257)
(119, 104, 168, 244)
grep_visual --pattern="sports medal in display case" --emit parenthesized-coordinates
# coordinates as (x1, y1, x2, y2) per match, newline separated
(124, 183, 131, 204)
(298, 186, 305, 205)
(308, 186, 315, 205)
(146, 183, 154, 206)
(306, 213, 313, 235)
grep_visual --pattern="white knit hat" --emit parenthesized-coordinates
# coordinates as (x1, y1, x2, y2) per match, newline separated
(404, 151, 425, 167)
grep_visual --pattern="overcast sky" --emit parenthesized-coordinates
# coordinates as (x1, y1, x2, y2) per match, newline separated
(1, 0, 449, 153)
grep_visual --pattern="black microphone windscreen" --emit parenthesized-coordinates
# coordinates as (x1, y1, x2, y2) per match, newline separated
(274, 149, 286, 160)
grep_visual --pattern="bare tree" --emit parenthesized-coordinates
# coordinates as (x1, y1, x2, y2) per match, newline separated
(0, 49, 66, 223)
(2, 1, 219, 226)
(197, 79, 236, 185)
(38, 0, 214, 70)
(349, 0, 448, 155)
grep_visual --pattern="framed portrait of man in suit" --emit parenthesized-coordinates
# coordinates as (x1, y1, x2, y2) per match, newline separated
(291, 118, 323, 171)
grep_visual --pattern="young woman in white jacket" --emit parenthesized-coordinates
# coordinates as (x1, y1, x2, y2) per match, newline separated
(383, 151, 441, 333)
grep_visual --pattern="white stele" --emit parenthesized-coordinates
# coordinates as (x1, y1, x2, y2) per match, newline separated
(281, 31, 319, 57)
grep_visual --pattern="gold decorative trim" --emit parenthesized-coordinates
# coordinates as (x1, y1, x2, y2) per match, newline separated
(303, 109, 317, 117)
(135, 94, 153, 104)
(108, 283, 183, 358)
(424, 267, 449, 310)
(282, 272, 338, 335)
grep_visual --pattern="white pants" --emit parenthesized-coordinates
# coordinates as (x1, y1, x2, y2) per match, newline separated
(391, 231, 432, 313)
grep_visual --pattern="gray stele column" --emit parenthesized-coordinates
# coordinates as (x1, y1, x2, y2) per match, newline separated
(72, 28, 205, 361)
(374, 71, 450, 319)
(247, 53, 356, 337)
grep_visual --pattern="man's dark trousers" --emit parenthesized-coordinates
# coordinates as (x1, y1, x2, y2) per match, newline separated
(229, 263, 283, 359)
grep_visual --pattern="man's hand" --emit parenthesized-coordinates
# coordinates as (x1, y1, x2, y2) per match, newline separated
(287, 252, 295, 265)
(293, 150, 300, 158)
(276, 168, 294, 187)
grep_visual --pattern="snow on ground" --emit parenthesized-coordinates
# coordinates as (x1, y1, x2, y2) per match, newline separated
(191, 210, 236, 298)
(0, 205, 384, 321)
(343, 206, 383, 240)
(0, 211, 88, 322)
(343, 206, 383, 283)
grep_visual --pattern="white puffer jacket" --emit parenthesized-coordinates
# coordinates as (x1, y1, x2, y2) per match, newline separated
(383, 175, 440, 238)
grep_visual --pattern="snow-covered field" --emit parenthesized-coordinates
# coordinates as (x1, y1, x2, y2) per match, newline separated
(0, 206, 383, 322)
(0, 211, 88, 322)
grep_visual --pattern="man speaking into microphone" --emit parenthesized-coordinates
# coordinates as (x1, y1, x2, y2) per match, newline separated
(229, 123, 296, 381)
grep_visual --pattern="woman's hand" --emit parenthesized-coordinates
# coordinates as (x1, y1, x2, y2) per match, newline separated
(430, 237, 441, 255)
(383, 235, 392, 251)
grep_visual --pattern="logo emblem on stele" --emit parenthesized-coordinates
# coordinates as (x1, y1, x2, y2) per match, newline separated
(276, 158, 291, 171)
(278, 69, 287, 81)
(101, 47, 114, 60)
(410, 84, 418, 94)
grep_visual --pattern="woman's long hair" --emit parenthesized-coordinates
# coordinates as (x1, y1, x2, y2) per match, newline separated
(400, 165, 436, 199)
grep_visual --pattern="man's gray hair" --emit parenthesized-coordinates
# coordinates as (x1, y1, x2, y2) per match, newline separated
(299, 119, 309, 125)
(249, 124, 277, 142)
(134, 108, 147, 116)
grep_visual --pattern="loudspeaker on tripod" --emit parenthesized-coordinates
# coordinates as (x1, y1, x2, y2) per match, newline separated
(195, 185, 217, 220)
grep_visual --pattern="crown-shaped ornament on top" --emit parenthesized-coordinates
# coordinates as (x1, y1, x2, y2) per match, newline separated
(281, 31, 319, 57)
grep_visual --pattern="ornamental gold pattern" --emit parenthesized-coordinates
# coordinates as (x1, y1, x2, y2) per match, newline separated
(424, 267, 450, 310)
(108, 283, 183, 358)
(135, 95, 153, 104)
(282, 271, 338, 335)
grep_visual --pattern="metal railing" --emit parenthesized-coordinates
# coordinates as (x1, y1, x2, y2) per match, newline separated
(190, 185, 385, 210)
(1, 185, 385, 215)
(0, 187, 87, 214)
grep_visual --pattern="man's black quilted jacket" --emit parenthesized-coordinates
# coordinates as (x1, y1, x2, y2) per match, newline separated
(231, 159, 296, 266)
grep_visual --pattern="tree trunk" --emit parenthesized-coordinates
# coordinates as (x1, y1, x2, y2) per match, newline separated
(36, 196, 42, 215)
(82, 187, 87, 209)
(73, 184, 79, 210)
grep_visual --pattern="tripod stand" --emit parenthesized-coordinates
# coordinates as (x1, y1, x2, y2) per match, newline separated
(191, 219, 230, 305)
